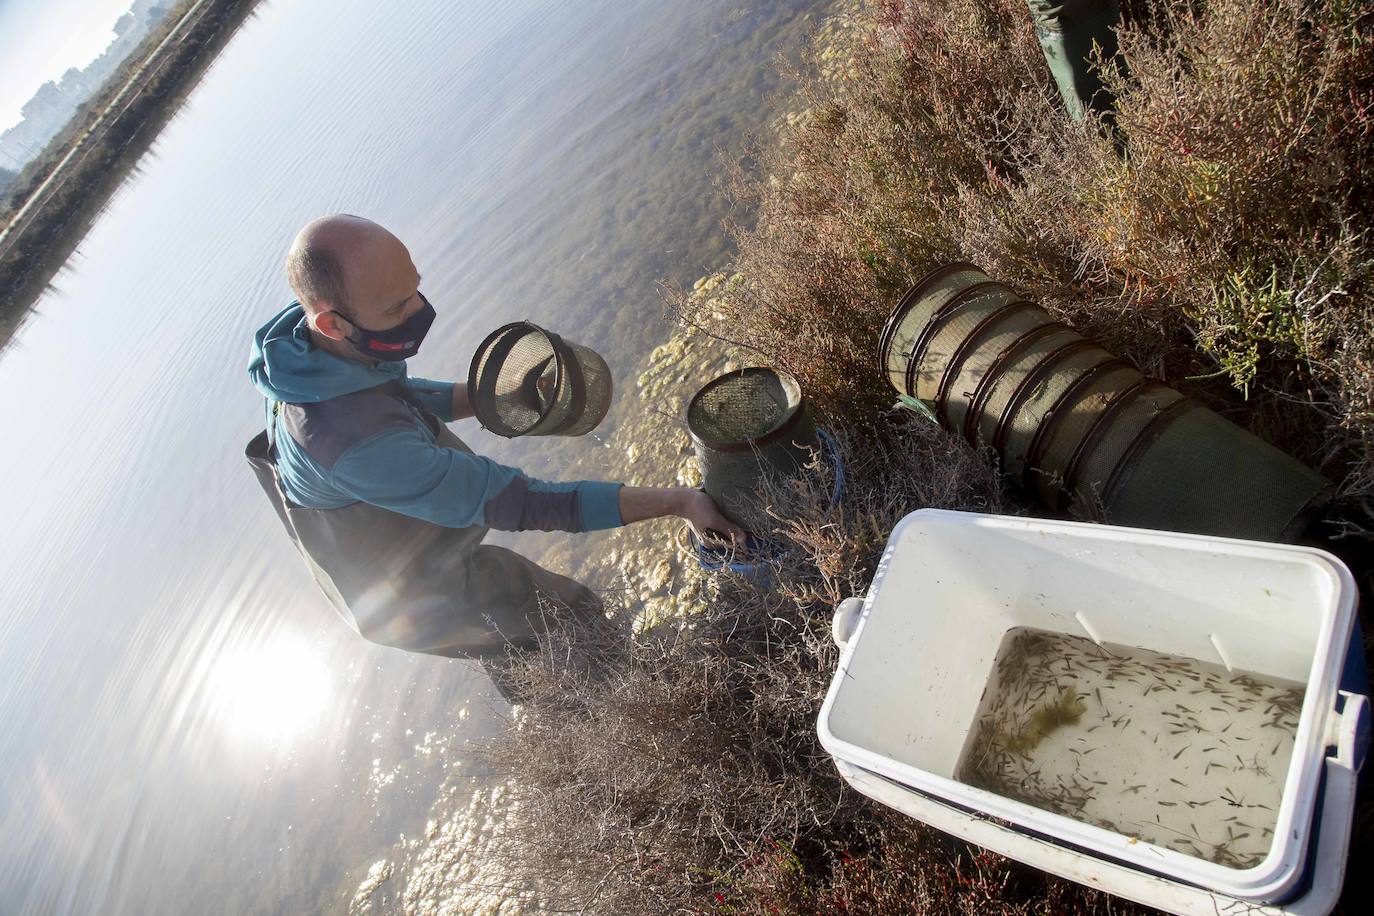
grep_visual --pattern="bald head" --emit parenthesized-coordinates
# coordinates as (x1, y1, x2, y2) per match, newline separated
(286, 215, 426, 359)
(286, 215, 415, 316)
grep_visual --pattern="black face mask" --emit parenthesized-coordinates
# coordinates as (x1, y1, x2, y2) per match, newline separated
(336, 294, 436, 362)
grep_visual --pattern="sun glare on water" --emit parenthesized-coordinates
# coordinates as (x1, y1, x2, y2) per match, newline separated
(207, 638, 334, 745)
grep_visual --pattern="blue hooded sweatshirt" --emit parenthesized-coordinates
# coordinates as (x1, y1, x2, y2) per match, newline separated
(247, 304, 623, 532)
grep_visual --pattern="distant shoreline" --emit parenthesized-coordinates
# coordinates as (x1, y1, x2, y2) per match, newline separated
(0, 0, 264, 346)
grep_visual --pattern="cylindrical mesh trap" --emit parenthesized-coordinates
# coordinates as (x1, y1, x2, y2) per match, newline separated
(687, 367, 820, 534)
(879, 264, 1333, 542)
(468, 321, 612, 438)
(879, 264, 996, 395)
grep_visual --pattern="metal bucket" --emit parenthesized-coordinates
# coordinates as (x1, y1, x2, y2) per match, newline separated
(468, 321, 613, 438)
(686, 367, 820, 534)
(1024, 0, 1121, 120)
(683, 427, 846, 581)
(880, 264, 1334, 542)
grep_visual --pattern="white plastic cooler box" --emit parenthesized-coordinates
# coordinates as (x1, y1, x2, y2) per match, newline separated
(817, 510, 1369, 915)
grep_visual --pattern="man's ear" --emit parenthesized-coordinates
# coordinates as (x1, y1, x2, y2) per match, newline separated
(311, 308, 351, 341)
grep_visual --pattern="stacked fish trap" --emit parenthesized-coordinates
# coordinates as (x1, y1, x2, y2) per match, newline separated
(878, 264, 1333, 542)
(468, 321, 613, 438)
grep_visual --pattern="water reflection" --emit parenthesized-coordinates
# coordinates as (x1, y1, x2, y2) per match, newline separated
(205, 635, 334, 746)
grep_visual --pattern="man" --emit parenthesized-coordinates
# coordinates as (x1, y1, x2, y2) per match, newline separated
(247, 214, 741, 663)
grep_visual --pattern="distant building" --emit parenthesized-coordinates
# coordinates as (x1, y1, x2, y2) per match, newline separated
(0, 1, 174, 171)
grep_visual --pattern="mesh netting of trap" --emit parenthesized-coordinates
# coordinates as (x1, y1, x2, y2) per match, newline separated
(686, 367, 807, 451)
(468, 321, 612, 438)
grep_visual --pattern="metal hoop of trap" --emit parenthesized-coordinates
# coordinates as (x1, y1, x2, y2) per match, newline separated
(468, 320, 613, 438)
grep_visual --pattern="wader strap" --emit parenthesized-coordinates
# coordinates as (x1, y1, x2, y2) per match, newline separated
(391, 385, 442, 438)
(266, 400, 281, 456)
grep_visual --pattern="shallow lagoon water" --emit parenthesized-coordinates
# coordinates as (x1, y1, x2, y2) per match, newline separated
(0, 0, 824, 911)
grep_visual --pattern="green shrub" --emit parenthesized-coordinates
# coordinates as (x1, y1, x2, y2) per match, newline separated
(671, 0, 1374, 512)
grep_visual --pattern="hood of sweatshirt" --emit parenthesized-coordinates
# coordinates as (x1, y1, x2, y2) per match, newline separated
(248, 303, 407, 404)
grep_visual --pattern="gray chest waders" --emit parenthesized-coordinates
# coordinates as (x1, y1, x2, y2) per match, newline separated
(245, 382, 597, 660)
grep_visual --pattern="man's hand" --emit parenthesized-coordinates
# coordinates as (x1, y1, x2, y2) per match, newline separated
(677, 488, 747, 545)
(618, 486, 746, 543)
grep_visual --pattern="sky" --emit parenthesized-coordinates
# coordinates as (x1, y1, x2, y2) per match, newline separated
(0, 0, 136, 131)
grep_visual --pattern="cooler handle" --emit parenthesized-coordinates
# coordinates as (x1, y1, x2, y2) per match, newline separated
(1333, 690, 1369, 773)
(832, 597, 864, 649)
(1294, 691, 1366, 916)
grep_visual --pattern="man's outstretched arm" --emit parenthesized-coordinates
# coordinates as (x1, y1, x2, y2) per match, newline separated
(619, 486, 745, 543)
(449, 382, 475, 421)
(332, 424, 743, 540)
